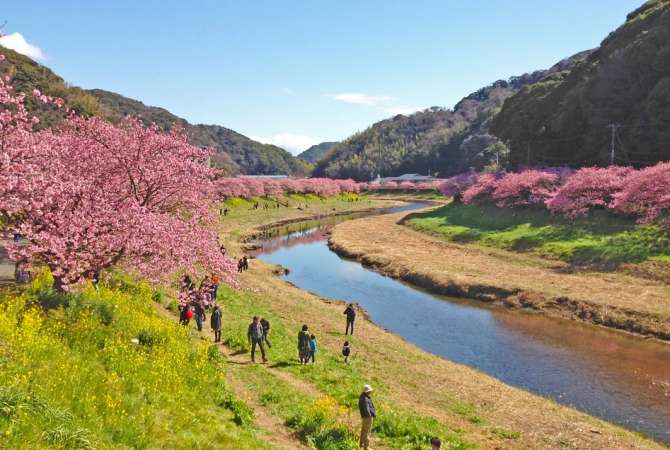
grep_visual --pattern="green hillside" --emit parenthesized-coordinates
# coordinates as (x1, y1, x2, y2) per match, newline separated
(491, 0, 670, 167)
(0, 46, 308, 176)
(313, 52, 590, 180)
(297, 142, 338, 164)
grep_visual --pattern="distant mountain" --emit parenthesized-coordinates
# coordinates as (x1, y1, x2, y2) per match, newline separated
(0, 46, 309, 176)
(313, 51, 591, 180)
(297, 142, 337, 164)
(491, 0, 670, 167)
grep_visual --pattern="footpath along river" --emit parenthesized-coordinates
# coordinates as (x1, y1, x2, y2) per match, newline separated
(253, 203, 670, 445)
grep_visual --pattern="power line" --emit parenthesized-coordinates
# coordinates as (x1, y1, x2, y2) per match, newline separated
(606, 124, 622, 165)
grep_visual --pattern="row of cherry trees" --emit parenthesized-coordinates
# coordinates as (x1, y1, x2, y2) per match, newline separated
(0, 55, 237, 290)
(214, 177, 443, 199)
(438, 164, 670, 224)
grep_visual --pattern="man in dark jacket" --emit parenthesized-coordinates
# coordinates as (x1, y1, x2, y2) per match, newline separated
(211, 304, 222, 342)
(344, 303, 356, 335)
(358, 384, 375, 449)
(247, 316, 267, 363)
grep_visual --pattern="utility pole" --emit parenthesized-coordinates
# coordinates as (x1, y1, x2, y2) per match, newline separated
(607, 124, 621, 165)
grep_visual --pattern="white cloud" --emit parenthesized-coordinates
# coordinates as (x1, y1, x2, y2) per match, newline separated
(382, 105, 425, 116)
(328, 92, 394, 106)
(250, 132, 320, 155)
(0, 32, 45, 60)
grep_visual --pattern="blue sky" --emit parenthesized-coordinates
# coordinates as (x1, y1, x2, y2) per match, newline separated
(1, 0, 643, 154)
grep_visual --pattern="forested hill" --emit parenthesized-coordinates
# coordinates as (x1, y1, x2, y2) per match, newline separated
(0, 46, 309, 176)
(491, 0, 670, 167)
(90, 89, 310, 175)
(297, 141, 337, 164)
(313, 51, 591, 180)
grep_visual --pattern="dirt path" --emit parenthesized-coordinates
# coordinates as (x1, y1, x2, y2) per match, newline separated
(329, 211, 670, 340)
(152, 304, 312, 450)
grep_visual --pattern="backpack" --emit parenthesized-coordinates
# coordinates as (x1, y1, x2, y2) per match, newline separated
(185, 307, 193, 320)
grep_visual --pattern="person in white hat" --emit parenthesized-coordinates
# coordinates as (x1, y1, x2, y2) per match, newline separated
(358, 384, 376, 449)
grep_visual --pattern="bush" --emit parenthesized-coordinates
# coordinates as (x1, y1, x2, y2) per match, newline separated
(612, 161, 670, 224)
(547, 166, 633, 217)
(492, 169, 561, 208)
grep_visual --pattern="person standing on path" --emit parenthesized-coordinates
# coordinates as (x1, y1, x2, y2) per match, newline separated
(247, 316, 267, 363)
(344, 303, 356, 335)
(194, 300, 205, 332)
(309, 334, 317, 364)
(358, 384, 376, 449)
(260, 317, 272, 348)
(210, 304, 222, 343)
(297, 324, 311, 365)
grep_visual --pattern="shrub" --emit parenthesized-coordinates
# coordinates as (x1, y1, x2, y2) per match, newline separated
(612, 161, 670, 224)
(462, 173, 500, 205)
(492, 169, 561, 208)
(546, 166, 633, 217)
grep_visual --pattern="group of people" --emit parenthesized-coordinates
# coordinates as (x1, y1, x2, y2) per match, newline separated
(176, 269, 440, 449)
(246, 316, 272, 363)
(237, 256, 249, 273)
(178, 274, 221, 334)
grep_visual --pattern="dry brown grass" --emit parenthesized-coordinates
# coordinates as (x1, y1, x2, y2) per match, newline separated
(218, 201, 667, 450)
(330, 211, 670, 339)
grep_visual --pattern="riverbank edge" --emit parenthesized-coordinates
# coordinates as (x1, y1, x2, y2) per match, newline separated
(327, 214, 670, 343)
(239, 199, 411, 246)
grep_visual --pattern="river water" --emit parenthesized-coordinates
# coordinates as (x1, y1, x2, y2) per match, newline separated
(253, 203, 670, 445)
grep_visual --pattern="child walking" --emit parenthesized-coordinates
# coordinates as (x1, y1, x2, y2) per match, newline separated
(309, 334, 317, 363)
(342, 341, 351, 363)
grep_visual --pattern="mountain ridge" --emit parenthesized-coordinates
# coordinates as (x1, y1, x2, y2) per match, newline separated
(0, 46, 308, 176)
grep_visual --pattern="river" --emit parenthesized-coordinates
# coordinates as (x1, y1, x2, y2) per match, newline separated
(253, 203, 670, 445)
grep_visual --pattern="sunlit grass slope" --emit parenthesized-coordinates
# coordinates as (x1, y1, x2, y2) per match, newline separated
(405, 203, 670, 267)
(0, 271, 265, 450)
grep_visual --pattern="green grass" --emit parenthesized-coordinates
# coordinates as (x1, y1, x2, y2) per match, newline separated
(0, 271, 267, 450)
(217, 282, 475, 450)
(404, 203, 670, 267)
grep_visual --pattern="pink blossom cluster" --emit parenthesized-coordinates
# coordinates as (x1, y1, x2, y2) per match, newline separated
(0, 60, 237, 289)
(214, 177, 361, 199)
(439, 163, 670, 225)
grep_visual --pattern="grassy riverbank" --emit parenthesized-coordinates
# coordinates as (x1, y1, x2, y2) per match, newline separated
(217, 196, 665, 449)
(404, 203, 670, 270)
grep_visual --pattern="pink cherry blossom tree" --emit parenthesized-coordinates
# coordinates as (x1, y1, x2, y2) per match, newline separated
(0, 69, 236, 290)
(612, 162, 670, 224)
(546, 166, 633, 217)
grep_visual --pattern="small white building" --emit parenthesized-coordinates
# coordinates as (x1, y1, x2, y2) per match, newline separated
(374, 173, 436, 184)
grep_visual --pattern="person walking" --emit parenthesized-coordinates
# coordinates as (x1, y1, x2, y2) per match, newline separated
(358, 384, 376, 449)
(309, 334, 317, 364)
(194, 301, 205, 332)
(242, 256, 249, 271)
(260, 317, 272, 348)
(179, 303, 193, 326)
(211, 273, 220, 300)
(344, 303, 356, 335)
(247, 316, 267, 363)
(297, 325, 311, 365)
(342, 341, 351, 364)
(211, 304, 222, 343)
